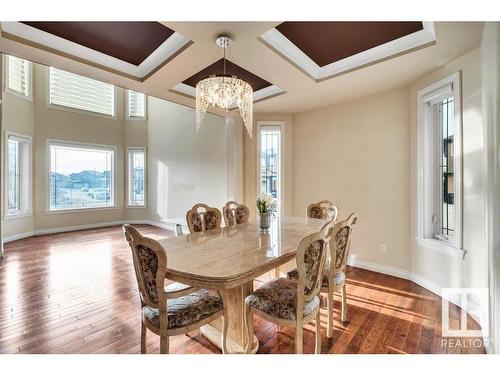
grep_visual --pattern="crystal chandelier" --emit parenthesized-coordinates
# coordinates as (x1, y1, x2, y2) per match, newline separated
(195, 34, 253, 138)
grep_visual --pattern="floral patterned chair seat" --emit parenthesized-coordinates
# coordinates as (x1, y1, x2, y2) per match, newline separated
(245, 278, 320, 321)
(142, 289, 223, 329)
(287, 267, 346, 287)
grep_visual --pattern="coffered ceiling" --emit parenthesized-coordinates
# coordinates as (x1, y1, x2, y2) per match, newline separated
(0, 21, 484, 115)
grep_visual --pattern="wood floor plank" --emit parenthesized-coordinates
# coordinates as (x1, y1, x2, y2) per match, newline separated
(0, 224, 485, 354)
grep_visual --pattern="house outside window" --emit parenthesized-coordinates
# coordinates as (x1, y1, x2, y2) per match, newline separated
(48, 140, 115, 211)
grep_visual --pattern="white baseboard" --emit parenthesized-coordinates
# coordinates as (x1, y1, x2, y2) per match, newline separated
(1, 219, 180, 243)
(347, 256, 411, 280)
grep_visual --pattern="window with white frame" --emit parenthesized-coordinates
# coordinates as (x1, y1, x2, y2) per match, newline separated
(257, 123, 282, 214)
(417, 72, 463, 252)
(127, 148, 146, 206)
(127, 90, 146, 119)
(3, 54, 32, 100)
(48, 67, 115, 117)
(5, 133, 32, 217)
(48, 141, 115, 211)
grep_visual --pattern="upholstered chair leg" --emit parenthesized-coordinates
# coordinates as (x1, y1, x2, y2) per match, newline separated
(327, 287, 334, 338)
(244, 304, 254, 354)
(160, 336, 169, 354)
(221, 308, 229, 354)
(295, 324, 303, 354)
(315, 310, 321, 354)
(341, 284, 347, 323)
(140, 320, 147, 354)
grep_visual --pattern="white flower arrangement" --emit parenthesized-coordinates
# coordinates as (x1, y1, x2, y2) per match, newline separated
(256, 193, 277, 214)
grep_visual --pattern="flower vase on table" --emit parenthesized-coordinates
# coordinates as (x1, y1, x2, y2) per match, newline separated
(256, 193, 277, 231)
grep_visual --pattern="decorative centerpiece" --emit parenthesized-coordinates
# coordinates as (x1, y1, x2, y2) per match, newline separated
(256, 193, 277, 231)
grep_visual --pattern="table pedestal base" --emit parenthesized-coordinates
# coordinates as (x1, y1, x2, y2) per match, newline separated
(200, 324, 258, 354)
(200, 281, 259, 354)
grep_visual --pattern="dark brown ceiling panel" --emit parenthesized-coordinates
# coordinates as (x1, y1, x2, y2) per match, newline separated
(183, 58, 272, 92)
(21, 21, 175, 66)
(275, 22, 424, 67)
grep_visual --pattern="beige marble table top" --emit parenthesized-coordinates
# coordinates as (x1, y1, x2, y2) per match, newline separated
(157, 216, 326, 289)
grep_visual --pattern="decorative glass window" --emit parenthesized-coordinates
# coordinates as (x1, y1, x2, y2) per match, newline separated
(4, 55, 32, 100)
(48, 141, 115, 210)
(258, 123, 282, 214)
(127, 148, 146, 206)
(417, 72, 463, 253)
(127, 90, 146, 119)
(5, 133, 32, 217)
(49, 67, 115, 116)
(436, 97, 455, 242)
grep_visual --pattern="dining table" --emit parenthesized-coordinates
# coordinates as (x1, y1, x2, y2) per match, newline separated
(157, 215, 327, 354)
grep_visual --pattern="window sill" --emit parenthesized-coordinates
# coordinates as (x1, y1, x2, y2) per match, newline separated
(126, 205, 148, 209)
(45, 206, 120, 214)
(415, 237, 466, 259)
(5, 87, 33, 102)
(3, 212, 33, 220)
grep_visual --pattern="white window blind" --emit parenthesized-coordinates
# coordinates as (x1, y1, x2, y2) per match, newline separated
(127, 90, 146, 118)
(49, 67, 115, 116)
(6, 55, 31, 98)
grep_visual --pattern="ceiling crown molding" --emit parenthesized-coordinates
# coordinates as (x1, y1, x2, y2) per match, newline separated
(260, 22, 436, 82)
(0, 22, 192, 81)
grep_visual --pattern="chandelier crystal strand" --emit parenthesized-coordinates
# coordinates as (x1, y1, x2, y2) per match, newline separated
(194, 34, 254, 138)
(195, 76, 253, 137)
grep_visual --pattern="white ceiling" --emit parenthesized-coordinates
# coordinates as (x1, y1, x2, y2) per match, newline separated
(0, 21, 484, 115)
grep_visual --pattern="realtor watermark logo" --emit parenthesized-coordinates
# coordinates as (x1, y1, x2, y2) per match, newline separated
(440, 288, 488, 350)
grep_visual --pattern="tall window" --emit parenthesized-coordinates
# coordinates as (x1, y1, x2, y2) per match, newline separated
(258, 123, 282, 213)
(127, 148, 146, 206)
(417, 72, 462, 252)
(48, 141, 115, 210)
(5, 133, 32, 217)
(127, 90, 146, 119)
(48, 67, 115, 117)
(4, 55, 32, 100)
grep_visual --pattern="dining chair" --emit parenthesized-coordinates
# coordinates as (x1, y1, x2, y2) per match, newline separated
(306, 200, 339, 222)
(124, 225, 198, 299)
(287, 213, 357, 338)
(244, 220, 335, 354)
(123, 224, 228, 354)
(186, 203, 223, 233)
(222, 201, 250, 226)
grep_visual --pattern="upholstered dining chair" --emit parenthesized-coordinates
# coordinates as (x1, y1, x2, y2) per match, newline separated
(244, 220, 335, 354)
(123, 224, 228, 354)
(287, 213, 357, 338)
(186, 203, 223, 233)
(306, 200, 339, 222)
(222, 201, 250, 226)
(123, 225, 198, 299)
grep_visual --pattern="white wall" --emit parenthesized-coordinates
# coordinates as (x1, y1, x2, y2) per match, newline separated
(480, 21, 500, 355)
(148, 97, 229, 222)
(291, 89, 411, 271)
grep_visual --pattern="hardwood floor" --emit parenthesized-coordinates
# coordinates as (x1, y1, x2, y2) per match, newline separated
(0, 225, 484, 354)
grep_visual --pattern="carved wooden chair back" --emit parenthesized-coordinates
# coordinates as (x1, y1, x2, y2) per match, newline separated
(186, 203, 222, 233)
(123, 224, 168, 316)
(327, 213, 357, 276)
(306, 200, 339, 222)
(294, 219, 335, 318)
(222, 201, 250, 226)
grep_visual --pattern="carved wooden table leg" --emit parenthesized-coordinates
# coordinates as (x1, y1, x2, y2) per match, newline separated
(200, 281, 259, 354)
